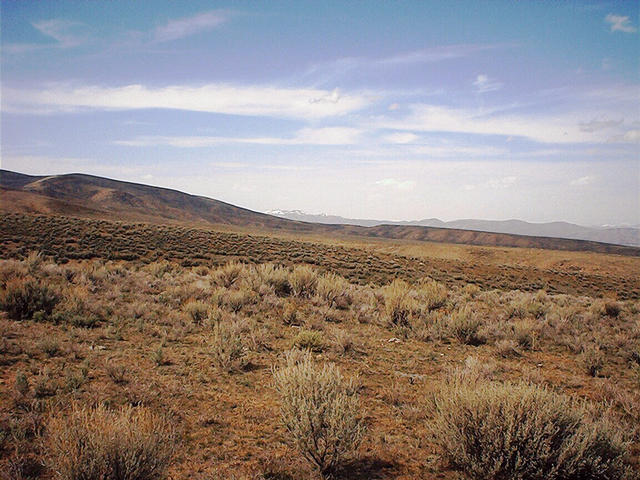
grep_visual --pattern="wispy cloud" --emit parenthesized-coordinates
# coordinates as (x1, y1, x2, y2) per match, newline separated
(154, 11, 228, 42)
(375, 178, 416, 191)
(4, 19, 85, 54)
(116, 127, 363, 147)
(570, 175, 596, 186)
(371, 98, 638, 144)
(472, 74, 503, 93)
(4, 84, 372, 119)
(605, 13, 637, 33)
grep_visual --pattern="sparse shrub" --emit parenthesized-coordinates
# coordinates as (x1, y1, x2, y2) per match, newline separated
(512, 318, 538, 350)
(152, 346, 168, 366)
(272, 352, 365, 476)
(447, 307, 484, 345)
(14, 371, 29, 397)
(603, 301, 621, 318)
(222, 288, 256, 313)
(212, 261, 245, 288)
(316, 272, 350, 306)
(495, 339, 521, 358)
(293, 330, 326, 352)
(283, 300, 302, 326)
(38, 338, 61, 357)
(210, 321, 246, 372)
(527, 300, 547, 319)
(581, 345, 605, 377)
(184, 300, 210, 324)
(106, 362, 128, 384)
(418, 279, 448, 311)
(431, 380, 632, 480)
(46, 404, 175, 480)
(383, 279, 415, 327)
(1, 278, 60, 321)
(289, 265, 318, 298)
(258, 263, 291, 296)
(331, 329, 356, 355)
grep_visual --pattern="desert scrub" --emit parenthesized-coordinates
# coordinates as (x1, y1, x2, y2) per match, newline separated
(222, 288, 257, 313)
(272, 352, 365, 476)
(417, 279, 448, 311)
(316, 272, 350, 306)
(383, 279, 416, 327)
(46, 404, 175, 480)
(293, 329, 326, 352)
(211, 261, 245, 288)
(446, 307, 484, 345)
(431, 381, 632, 480)
(257, 263, 291, 296)
(210, 320, 246, 372)
(289, 265, 318, 298)
(580, 345, 605, 377)
(183, 300, 210, 324)
(0, 278, 60, 321)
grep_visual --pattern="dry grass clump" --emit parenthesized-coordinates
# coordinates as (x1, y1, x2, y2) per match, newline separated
(293, 329, 326, 352)
(383, 279, 416, 327)
(580, 345, 605, 377)
(222, 287, 257, 313)
(431, 380, 633, 480)
(1, 278, 60, 321)
(289, 265, 318, 298)
(446, 307, 484, 345)
(272, 351, 365, 477)
(46, 403, 175, 480)
(183, 300, 210, 324)
(210, 320, 247, 372)
(257, 263, 291, 296)
(211, 261, 245, 288)
(417, 279, 448, 311)
(316, 272, 350, 307)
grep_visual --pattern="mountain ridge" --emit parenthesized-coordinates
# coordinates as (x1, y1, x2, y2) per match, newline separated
(266, 209, 640, 247)
(2, 169, 639, 256)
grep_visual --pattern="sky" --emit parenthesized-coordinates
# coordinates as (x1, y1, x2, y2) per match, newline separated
(1, 1, 639, 226)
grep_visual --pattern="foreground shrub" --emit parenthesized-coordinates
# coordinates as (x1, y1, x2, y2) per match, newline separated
(211, 261, 245, 288)
(184, 300, 210, 324)
(316, 272, 350, 306)
(431, 381, 632, 480)
(273, 352, 365, 477)
(289, 265, 318, 298)
(210, 321, 246, 372)
(418, 279, 448, 311)
(1, 278, 60, 321)
(47, 404, 175, 480)
(258, 263, 291, 296)
(293, 329, 326, 352)
(383, 279, 415, 326)
(447, 307, 484, 345)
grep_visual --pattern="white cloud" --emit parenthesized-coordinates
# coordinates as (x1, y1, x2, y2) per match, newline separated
(4, 84, 371, 119)
(473, 74, 502, 93)
(372, 103, 630, 144)
(4, 19, 84, 53)
(579, 117, 623, 132)
(375, 178, 416, 191)
(154, 11, 227, 42)
(382, 132, 419, 144)
(605, 13, 637, 33)
(117, 127, 363, 147)
(570, 175, 596, 186)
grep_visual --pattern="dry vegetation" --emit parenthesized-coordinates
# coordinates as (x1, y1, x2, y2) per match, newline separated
(1, 215, 639, 479)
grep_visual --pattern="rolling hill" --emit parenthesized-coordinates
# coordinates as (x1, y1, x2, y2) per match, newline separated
(2, 169, 639, 256)
(267, 210, 640, 247)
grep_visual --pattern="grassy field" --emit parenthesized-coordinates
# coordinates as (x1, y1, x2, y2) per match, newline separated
(1, 213, 639, 479)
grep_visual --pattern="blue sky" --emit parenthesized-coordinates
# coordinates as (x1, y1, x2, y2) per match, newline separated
(1, 1, 638, 225)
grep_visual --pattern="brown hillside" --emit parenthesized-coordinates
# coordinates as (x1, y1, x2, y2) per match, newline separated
(1, 170, 638, 256)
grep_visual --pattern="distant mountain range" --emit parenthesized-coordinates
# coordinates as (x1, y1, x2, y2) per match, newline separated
(266, 210, 640, 247)
(1, 169, 638, 256)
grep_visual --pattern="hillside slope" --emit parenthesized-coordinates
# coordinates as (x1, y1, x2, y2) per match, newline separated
(2, 170, 639, 256)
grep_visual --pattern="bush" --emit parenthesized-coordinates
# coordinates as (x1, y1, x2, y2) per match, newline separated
(273, 352, 365, 476)
(46, 404, 175, 480)
(1, 278, 60, 321)
(431, 381, 632, 480)
(581, 345, 605, 377)
(293, 330, 326, 352)
(447, 307, 484, 345)
(258, 263, 291, 296)
(184, 300, 210, 324)
(383, 279, 415, 327)
(210, 321, 246, 372)
(289, 265, 318, 298)
(603, 301, 621, 318)
(211, 261, 245, 288)
(316, 272, 350, 306)
(418, 279, 448, 311)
